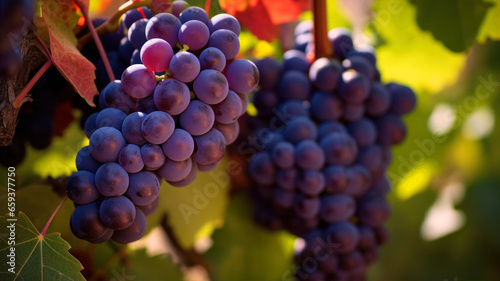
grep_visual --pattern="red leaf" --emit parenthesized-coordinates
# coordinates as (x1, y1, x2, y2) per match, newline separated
(39, 0, 98, 106)
(220, 0, 309, 42)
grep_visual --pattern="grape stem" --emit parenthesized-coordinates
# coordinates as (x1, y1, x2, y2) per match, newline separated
(73, 0, 116, 82)
(13, 33, 54, 109)
(312, 0, 332, 59)
(76, 0, 153, 49)
(40, 195, 67, 238)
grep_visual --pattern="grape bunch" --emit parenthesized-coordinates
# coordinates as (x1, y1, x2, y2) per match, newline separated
(247, 21, 416, 280)
(0, 0, 33, 77)
(67, 5, 257, 244)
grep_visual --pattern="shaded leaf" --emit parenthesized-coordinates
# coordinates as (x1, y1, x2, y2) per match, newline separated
(146, 156, 231, 248)
(38, 0, 98, 105)
(150, 0, 173, 14)
(0, 212, 84, 281)
(410, 0, 493, 52)
(205, 195, 296, 281)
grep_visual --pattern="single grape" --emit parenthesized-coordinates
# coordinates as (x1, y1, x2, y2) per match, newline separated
(169, 51, 201, 83)
(112, 207, 147, 244)
(153, 78, 190, 115)
(122, 112, 147, 146)
(225, 59, 259, 95)
(89, 127, 126, 163)
(309, 91, 343, 122)
(375, 114, 407, 146)
(271, 141, 295, 169)
(277, 100, 309, 123)
(128, 19, 149, 49)
(141, 144, 166, 170)
(320, 194, 355, 223)
(323, 165, 350, 193)
(84, 112, 98, 138)
(254, 57, 282, 90)
(357, 145, 383, 178)
(319, 132, 358, 166)
(172, 0, 189, 17)
(276, 168, 297, 191)
(347, 118, 377, 147)
(192, 129, 226, 165)
(293, 194, 320, 220)
(282, 116, 317, 144)
(76, 146, 100, 173)
(66, 171, 100, 205)
(309, 57, 341, 92)
(146, 13, 181, 47)
(199, 47, 226, 71)
(139, 197, 160, 216)
(328, 28, 353, 60)
(130, 49, 142, 65)
(119, 38, 135, 64)
(248, 152, 275, 186)
(179, 6, 209, 25)
(211, 90, 242, 124)
(70, 202, 109, 240)
(295, 140, 325, 170)
(95, 108, 127, 130)
(168, 161, 198, 187)
(193, 69, 229, 104)
(283, 50, 310, 73)
(344, 165, 371, 197)
(324, 221, 360, 254)
(161, 129, 194, 161)
(178, 20, 209, 50)
(208, 29, 240, 60)
(137, 95, 158, 114)
(252, 90, 279, 117)
(317, 121, 347, 140)
(118, 144, 144, 173)
(341, 102, 365, 123)
(297, 170, 326, 197)
(179, 100, 215, 136)
(95, 162, 129, 197)
(365, 82, 391, 117)
(141, 111, 175, 144)
(209, 13, 241, 35)
(100, 80, 136, 114)
(126, 171, 160, 206)
(278, 70, 311, 100)
(342, 56, 375, 81)
(273, 188, 295, 210)
(99, 196, 136, 230)
(357, 195, 391, 227)
(387, 83, 417, 115)
(213, 121, 239, 145)
(338, 70, 370, 103)
(121, 64, 157, 99)
(158, 157, 193, 182)
(140, 38, 174, 72)
(122, 7, 154, 29)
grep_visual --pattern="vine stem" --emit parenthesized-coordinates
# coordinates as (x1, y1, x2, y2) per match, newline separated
(312, 0, 332, 59)
(77, 0, 152, 49)
(13, 33, 54, 109)
(205, 0, 212, 16)
(40, 195, 67, 238)
(74, 0, 115, 82)
(13, 59, 52, 108)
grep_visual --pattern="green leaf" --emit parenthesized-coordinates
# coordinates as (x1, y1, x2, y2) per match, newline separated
(205, 195, 296, 281)
(127, 249, 183, 281)
(371, 0, 467, 92)
(0, 212, 84, 281)
(478, 0, 500, 42)
(409, 0, 493, 52)
(0, 185, 74, 236)
(146, 156, 231, 248)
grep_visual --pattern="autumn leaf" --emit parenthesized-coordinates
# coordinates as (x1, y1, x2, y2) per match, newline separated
(220, 0, 309, 42)
(37, 0, 98, 106)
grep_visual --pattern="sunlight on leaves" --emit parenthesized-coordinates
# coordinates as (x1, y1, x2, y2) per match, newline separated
(396, 161, 436, 200)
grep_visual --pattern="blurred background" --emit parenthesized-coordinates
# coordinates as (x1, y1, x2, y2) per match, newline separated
(1, 0, 499, 280)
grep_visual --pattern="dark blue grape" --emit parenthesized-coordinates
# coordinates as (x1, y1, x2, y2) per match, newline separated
(347, 118, 377, 147)
(99, 196, 136, 230)
(122, 112, 147, 146)
(324, 221, 360, 254)
(320, 132, 358, 166)
(278, 70, 311, 100)
(323, 165, 350, 193)
(386, 83, 417, 115)
(95, 108, 127, 130)
(76, 146, 100, 173)
(249, 152, 275, 186)
(317, 121, 347, 140)
(158, 157, 193, 182)
(282, 116, 317, 144)
(95, 162, 129, 197)
(309, 58, 341, 92)
(297, 170, 325, 197)
(179, 6, 209, 25)
(255, 57, 282, 90)
(365, 82, 391, 117)
(70, 202, 110, 241)
(89, 127, 126, 163)
(339, 70, 370, 103)
(66, 171, 100, 205)
(328, 28, 353, 60)
(309, 92, 343, 122)
(112, 207, 147, 244)
(295, 140, 325, 170)
(320, 194, 355, 223)
(126, 171, 160, 206)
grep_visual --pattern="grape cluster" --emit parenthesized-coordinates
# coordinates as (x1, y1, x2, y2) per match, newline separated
(0, 0, 33, 77)
(67, 4, 257, 244)
(248, 21, 416, 280)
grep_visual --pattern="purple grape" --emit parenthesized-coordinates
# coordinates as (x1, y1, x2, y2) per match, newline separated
(141, 111, 175, 144)
(126, 171, 160, 206)
(199, 47, 226, 71)
(169, 51, 200, 83)
(118, 144, 144, 173)
(95, 162, 129, 197)
(161, 129, 194, 161)
(211, 90, 242, 124)
(158, 157, 192, 182)
(320, 194, 355, 223)
(89, 127, 126, 163)
(146, 13, 181, 47)
(208, 29, 240, 60)
(178, 20, 209, 50)
(112, 207, 147, 244)
(76, 146, 100, 173)
(128, 19, 149, 49)
(309, 57, 341, 92)
(100, 80, 136, 114)
(140, 38, 174, 72)
(66, 171, 100, 205)
(179, 6, 209, 25)
(95, 108, 127, 130)
(122, 112, 147, 146)
(193, 69, 229, 104)
(309, 92, 343, 122)
(209, 13, 241, 35)
(225, 59, 259, 95)
(192, 129, 226, 165)
(70, 202, 109, 241)
(213, 121, 239, 145)
(320, 132, 358, 166)
(99, 196, 136, 230)
(121, 64, 157, 99)
(141, 144, 166, 170)
(179, 100, 215, 136)
(153, 78, 191, 115)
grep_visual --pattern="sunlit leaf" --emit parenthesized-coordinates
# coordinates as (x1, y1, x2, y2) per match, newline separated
(0, 213, 84, 281)
(205, 195, 296, 281)
(477, 0, 500, 42)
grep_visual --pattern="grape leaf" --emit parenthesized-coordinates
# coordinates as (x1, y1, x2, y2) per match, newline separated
(220, 0, 309, 42)
(0, 212, 85, 281)
(410, 0, 493, 52)
(478, 0, 500, 42)
(371, 0, 467, 92)
(205, 195, 296, 281)
(37, 0, 98, 106)
(146, 156, 231, 248)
